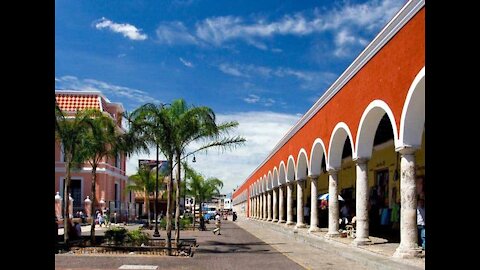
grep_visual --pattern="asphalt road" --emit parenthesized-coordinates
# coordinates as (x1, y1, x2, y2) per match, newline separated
(55, 220, 304, 270)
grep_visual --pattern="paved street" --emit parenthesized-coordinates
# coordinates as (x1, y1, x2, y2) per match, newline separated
(56, 220, 305, 270)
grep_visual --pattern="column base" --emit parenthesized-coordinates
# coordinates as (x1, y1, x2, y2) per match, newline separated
(278, 219, 286, 224)
(308, 226, 320, 233)
(267, 218, 272, 221)
(352, 237, 372, 246)
(285, 221, 295, 226)
(325, 231, 340, 238)
(295, 223, 306, 229)
(272, 219, 278, 222)
(393, 245, 423, 258)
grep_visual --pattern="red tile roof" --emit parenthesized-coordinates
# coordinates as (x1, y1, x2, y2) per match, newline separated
(56, 94, 100, 112)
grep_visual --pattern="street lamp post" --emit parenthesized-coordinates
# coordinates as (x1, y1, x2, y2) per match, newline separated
(153, 144, 161, 237)
(183, 154, 196, 216)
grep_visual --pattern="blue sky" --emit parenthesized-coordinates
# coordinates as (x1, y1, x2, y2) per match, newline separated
(55, 0, 405, 193)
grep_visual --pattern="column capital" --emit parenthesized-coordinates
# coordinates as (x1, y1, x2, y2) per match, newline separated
(297, 177, 307, 182)
(353, 157, 369, 165)
(308, 174, 320, 179)
(327, 167, 340, 174)
(395, 145, 419, 155)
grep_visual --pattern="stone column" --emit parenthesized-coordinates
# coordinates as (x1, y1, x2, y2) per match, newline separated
(255, 194, 260, 219)
(272, 188, 278, 222)
(394, 147, 422, 258)
(353, 157, 372, 245)
(263, 192, 268, 220)
(309, 175, 320, 232)
(286, 182, 294, 225)
(296, 179, 306, 228)
(267, 191, 272, 221)
(249, 198, 252, 217)
(257, 196, 260, 219)
(260, 194, 263, 219)
(326, 168, 340, 238)
(258, 194, 261, 219)
(254, 196, 257, 218)
(278, 185, 286, 223)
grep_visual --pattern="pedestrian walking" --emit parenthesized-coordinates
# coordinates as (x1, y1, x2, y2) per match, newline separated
(213, 213, 221, 235)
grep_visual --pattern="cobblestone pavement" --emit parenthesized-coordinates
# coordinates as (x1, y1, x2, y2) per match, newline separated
(55, 220, 304, 270)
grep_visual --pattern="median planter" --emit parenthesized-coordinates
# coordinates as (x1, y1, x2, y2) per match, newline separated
(58, 226, 196, 257)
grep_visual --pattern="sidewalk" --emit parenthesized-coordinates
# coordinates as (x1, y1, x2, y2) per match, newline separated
(237, 217, 425, 270)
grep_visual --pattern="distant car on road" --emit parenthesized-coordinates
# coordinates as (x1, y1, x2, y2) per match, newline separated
(203, 213, 215, 220)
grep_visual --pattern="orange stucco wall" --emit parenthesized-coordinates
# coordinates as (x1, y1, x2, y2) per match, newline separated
(235, 7, 424, 207)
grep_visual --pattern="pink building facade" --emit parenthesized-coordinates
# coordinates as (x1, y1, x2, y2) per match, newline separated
(55, 90, 133, 220)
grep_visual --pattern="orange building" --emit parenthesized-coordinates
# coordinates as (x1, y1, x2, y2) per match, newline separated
(233, 0, 425, 259)
(55, 90, 133, 221)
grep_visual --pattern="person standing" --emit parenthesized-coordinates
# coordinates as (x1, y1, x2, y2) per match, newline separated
(417, 198, 425, 250)
(213, 213, 222, 235)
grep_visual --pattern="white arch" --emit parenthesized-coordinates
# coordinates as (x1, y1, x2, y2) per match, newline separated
(267, 171, 273, 190)
(355, 100, 399, 159)
(295, 148, 309, 180)
(278, 161, 287, 185)
(400, 67, 425, 148)
(286, 155, 296, 182)
(309, 138, 327, 176)
(327, 122, 355, 169)
(273, 167, 279, 188)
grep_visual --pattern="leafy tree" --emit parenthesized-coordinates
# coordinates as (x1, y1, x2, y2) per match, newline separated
(75, 109, 118, 244)
(55, 105, 94, 244)
(165, 99, 245, 244)
(184, 163, 223, 222)
(127, 103, 176, 254)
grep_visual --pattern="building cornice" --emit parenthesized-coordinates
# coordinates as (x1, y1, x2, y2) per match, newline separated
(55, 165, 128, 181)
(237, 0, 424, 196)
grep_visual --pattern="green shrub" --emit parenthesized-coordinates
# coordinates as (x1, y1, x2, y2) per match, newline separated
(104, 227, 128, 245)
(158, 216, 192, 230)
(126, 229, 149, 246)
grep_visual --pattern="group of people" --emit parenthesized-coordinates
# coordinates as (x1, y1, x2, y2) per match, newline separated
(96, 208, 110, 227)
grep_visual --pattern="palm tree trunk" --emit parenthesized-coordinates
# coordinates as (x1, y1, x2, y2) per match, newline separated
(166, 156, 173, 256)
(175, 154, 181, 245)
(90, 165, 97, 244)
(63, 160, 72, 244)
(144, 186, 150, 228)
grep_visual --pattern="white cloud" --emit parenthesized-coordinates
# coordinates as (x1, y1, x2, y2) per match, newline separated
(218, 63, 335, 90)
(95, 17, 147, 41)
(194, 0, 401, 46)
(125, 111, 301, 194)
(243, 94, 276, 107)
(243, 94, 260, 104)
(179, 57, 194, 68)
(156, 21, 198, 45)
(153, 0, 402, 57)
(55, 76, 159, 105)
(218, 64, 246, 77)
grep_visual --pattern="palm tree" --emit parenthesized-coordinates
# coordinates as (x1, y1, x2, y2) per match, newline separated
(55, 105, 94, 244)
(75, 109, 117, 244)
(184, 163, 223, 222)
(126, 166, 157, 228)
(127, 103, 176, 255)
(165, 99, 245, 244)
